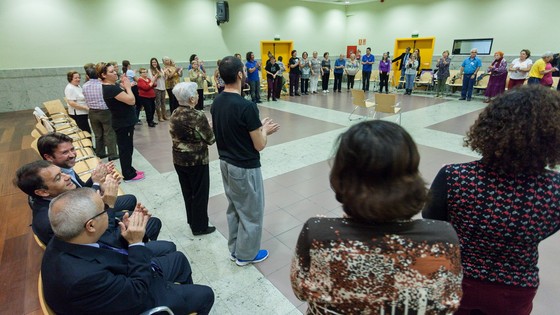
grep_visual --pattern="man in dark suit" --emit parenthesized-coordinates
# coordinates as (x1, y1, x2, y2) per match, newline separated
(392, 47, 411, 88)
(42, 188, 214, 314)
(15, 160, 162, 249)
(35, 132, 161, 241)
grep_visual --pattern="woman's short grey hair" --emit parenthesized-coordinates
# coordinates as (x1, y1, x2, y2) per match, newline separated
(173, 82, 198, 105)
(542, 51, 554, 58)
(49, 188, 99, 241)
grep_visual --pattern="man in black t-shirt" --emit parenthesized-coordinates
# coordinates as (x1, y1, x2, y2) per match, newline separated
(211, 56, 280, 266)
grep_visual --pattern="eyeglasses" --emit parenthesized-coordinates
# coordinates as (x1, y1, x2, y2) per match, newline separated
(84, 208, 108, 228)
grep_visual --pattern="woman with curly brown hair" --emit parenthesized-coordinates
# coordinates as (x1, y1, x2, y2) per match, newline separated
(291, 120, 463, 314)
(423, 85, 560, 315)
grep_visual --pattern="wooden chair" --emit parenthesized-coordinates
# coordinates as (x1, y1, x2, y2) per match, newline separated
(31, 128, 42, 139)
(353, 70, 362, 86)
(415, 70, 434, 91)
(74, 157, 101, 182)
(552, 77, 560, 89)
(348, 89, 375, 121)
(34, 107, 72, 125)
(372, 93, 401, 124)
(33, 233, 46, 250)
(474, 74, 490, 90)
(369, 69, 380, 90)
(447, 73, 463, 93)
(40, 272, 175, 315)
(202, 80, 216, 99)
(30, 138, 40, 156)
(38, 272, 55, 315)
(43, 99, 68, 117)
(40, 117, 92, 140)
(35, 122, 49, 135)
(33, 110, 77, 132)
(281, 72, 290, 95)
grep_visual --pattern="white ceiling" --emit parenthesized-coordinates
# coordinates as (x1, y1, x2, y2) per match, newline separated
(300, 0, 380, 5)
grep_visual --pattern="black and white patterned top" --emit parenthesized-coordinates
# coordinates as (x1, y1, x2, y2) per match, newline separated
(423, 161, 560, 288)
(291, 217, 463, 314)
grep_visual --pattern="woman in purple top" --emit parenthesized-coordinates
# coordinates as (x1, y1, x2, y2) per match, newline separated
(484, 51, 508, 103)
(378, 52, 391, 93)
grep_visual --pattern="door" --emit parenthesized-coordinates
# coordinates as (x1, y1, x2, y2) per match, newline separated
(260, 40, 293, 68)
(391, 37, 435, 86)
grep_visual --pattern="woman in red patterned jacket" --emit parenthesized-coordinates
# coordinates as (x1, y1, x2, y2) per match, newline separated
(423, 85, 560, 315)
(291, 120, 463, 315)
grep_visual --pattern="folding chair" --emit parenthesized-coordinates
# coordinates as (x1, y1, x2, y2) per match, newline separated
(372, 93, 402, 124)
(348, 89, 375, 121)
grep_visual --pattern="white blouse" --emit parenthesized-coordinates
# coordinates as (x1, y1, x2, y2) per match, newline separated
(64, 83, 88, 115)
(509, 58, 533, 80)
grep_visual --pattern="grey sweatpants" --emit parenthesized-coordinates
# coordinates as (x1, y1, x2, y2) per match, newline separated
(220, 160, 264, 260)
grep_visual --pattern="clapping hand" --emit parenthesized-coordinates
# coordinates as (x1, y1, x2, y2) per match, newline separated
(261, 117, 280, 136)
(119, 209, 148, 245)
(100, 174, 119, 208)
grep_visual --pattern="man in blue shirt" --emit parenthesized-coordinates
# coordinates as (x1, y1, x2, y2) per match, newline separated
(333, 54, 346, 93)
(361, 47, 375, 91)
(245, 51, 262, 103)
(458, 49, 482, 101)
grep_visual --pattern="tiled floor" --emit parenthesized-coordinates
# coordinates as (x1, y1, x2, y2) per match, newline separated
(119, 88, 560, 314)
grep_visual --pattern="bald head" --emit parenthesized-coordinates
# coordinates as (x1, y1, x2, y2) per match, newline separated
(49, 188, 104, 241)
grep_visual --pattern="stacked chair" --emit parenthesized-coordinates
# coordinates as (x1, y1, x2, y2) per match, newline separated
(31, 100, 102, 183)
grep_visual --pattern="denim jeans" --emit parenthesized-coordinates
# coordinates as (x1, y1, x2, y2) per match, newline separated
(248, 80, 261, 102)
(405, 74, 415, 90)
(461, 74, 476, 99)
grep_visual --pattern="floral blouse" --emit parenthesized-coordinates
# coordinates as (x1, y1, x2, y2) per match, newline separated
(291, 217, 463, 314)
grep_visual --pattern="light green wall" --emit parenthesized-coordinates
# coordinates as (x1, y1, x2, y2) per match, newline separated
(2, 0, 557, 69)
(345, 0, 558, 56)
(0, 0, 345, 69)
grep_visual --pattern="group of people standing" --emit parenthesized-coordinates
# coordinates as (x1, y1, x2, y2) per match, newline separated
(255, 47, 400, 100)
(291, 85, 560, 315)
(435, 48, 559, 103)
(62, 54, 215, 183)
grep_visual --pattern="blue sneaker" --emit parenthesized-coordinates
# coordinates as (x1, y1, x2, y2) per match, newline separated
(230, 253, 236, 261)
(235, 249, 269, 266)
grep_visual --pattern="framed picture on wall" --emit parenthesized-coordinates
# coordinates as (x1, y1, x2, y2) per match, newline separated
(452, 38, 493, 55)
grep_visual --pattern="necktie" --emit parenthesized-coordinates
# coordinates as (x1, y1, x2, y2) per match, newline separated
(98, 243, 163, 275)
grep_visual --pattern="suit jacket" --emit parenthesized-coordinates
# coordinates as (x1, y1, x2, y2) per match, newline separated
(42, 237, 172, 315)
(392, 52, 411, 70)
(29, 196, 53, 245)
(70, 168, 94, 188)
(29, 196, 122, 247)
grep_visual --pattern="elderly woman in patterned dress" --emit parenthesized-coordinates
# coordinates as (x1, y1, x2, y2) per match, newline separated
(291, 120, 463, 315)
(170, 82, 216, 236)
(483, 51, 508, 103)
(423, 85, 560, 315)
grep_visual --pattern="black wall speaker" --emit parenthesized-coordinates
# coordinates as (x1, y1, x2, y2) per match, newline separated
(216, 1, 229, 25)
